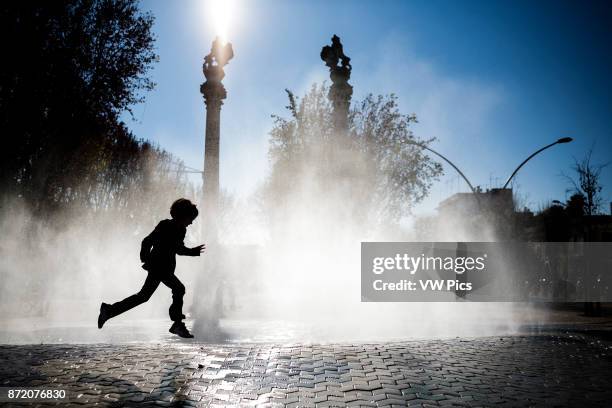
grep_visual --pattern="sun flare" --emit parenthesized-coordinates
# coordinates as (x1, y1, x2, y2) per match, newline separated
(206, 0, 235, 44)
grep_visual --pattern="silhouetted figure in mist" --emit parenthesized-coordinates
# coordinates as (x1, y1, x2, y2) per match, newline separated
(98, 199, 205, 338)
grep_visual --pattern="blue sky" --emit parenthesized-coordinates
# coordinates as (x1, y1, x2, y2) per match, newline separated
(125, 0, 612, 216)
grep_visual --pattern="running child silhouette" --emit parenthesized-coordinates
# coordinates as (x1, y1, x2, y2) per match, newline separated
(98, 198, 205, 338)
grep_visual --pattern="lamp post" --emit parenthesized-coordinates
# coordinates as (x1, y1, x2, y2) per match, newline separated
(502, 137, 573, 189)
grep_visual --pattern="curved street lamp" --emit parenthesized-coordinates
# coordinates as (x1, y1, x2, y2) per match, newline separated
(502, 137, 573, 189)
(407, 140, 478, 195)
(407, 140, 482, 209)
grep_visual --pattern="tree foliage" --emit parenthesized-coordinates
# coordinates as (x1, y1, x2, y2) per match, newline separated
(564, 148, 608, 216)
(265, 83, 443, 225)
(0, 1, 188, 225)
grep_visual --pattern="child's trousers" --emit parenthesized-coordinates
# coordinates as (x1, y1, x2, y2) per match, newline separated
(107, 271, 185, 322)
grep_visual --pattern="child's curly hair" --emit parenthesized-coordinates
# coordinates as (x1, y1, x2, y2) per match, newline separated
(170, 198, 199, 220)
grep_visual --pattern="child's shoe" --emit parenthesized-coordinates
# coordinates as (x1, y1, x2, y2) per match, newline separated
(98, 303, 112, 329)
(169, 321, 194, 338)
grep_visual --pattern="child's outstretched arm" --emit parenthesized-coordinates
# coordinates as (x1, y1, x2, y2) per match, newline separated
(177, 243, 206, 256)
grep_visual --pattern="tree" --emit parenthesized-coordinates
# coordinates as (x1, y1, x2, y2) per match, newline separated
(564, 148, 608, 216)
(565, 193, 586, 218)
(264, 83, 442, 227)
(0, 0, 166, 220)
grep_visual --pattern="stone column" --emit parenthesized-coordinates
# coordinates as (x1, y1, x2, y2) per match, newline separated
(193, 38, 233, 338)
(200, 80, 225, 243)
(320, 35, 354, 187)
(200, 37, 233, 243)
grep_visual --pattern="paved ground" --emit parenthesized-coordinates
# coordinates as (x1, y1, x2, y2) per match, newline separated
(1, 332, 612, 407)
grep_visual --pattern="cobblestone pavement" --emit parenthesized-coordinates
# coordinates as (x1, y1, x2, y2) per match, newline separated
(1, 333, 611, 407)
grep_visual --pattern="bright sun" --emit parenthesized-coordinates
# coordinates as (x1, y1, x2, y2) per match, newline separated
(206, 0, 235, 44)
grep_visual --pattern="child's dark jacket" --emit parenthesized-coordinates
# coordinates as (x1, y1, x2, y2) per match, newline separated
(140, 219, 199, 274)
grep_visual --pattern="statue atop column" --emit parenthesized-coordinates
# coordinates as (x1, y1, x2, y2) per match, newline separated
(320, 35, 353, 135)
(320, 34, 352, 83)
(201, 37, 234, 101)
(203, 37, 234, 81)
